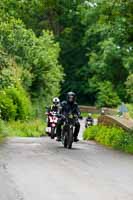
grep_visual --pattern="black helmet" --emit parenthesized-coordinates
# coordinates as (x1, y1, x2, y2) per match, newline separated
(67, 92, 76, 103)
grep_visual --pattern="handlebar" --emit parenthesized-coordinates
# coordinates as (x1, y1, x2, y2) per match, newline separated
(47, 112, 82, 119)
(61, 114, 82, 120)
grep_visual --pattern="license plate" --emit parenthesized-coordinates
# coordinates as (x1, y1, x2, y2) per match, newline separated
(51, 124, 56, 127)
(46, 127, 51, 133)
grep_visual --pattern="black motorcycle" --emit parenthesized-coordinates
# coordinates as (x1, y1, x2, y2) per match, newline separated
(61, 113, 78, 149)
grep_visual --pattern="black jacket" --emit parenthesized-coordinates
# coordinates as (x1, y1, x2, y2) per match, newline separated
(61, 101, 81, 117)
(86, 117, 93, 123)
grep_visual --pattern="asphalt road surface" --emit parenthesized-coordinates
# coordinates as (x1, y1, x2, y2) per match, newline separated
(0, 127, 133, 200)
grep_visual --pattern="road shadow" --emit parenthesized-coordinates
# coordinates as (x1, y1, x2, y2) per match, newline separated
(56, 144, 82, 151)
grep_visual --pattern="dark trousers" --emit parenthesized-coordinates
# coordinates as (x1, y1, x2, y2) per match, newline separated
(56, 118, 80, 139)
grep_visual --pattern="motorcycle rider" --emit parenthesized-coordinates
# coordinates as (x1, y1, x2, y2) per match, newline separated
(47, 97, 60, 113)
(56, 92, 82, 142)
(85, 113, 93, 128)
(46, 97, 60, 127)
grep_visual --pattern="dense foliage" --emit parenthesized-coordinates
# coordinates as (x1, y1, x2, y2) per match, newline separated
(0, 120, 8, 138)
(0, 0, 133, 124)
(59, 0, 133, 105)
(0, 1, 63, 121)
(30, 0, 132, 106)
(83, 125, 133, 153)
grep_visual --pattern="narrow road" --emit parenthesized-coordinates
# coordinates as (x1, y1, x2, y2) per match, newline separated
(0, 135, 133, 200)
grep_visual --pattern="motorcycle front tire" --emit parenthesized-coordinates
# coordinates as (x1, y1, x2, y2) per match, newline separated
(64, 131, 68, 148)
(51, 127, 55, 139)
(67, 128, 73, 149)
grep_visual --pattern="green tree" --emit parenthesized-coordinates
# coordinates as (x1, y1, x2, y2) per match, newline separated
(125, 74, 133, 103)
(0, 0, 132, 108)
(0, 19, 63, 102)
(96, 81, 120, 107)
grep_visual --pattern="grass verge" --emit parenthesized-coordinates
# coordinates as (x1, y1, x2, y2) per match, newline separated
(0, 119, 46, 138)
(83, 125, 133, 154)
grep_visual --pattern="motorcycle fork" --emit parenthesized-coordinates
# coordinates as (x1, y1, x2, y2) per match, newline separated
(62, 124, 68, 139)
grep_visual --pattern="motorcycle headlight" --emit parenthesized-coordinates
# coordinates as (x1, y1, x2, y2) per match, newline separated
(68, 114, 73, 119)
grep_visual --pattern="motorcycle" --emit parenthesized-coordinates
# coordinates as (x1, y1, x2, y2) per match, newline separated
(61, 113, 78, 149)
(85, 119, 93, 128)
(46, 111, 58, 139)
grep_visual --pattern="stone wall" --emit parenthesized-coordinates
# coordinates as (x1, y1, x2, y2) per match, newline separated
(98, 115, 133, 131)
(79, 106, 116, 115)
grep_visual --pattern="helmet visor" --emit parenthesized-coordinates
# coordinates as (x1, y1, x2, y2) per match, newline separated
(68, 95, 74, 102)
(53, 101, 59, 105)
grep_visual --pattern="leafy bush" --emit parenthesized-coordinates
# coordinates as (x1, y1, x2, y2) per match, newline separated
(96, 81, 121, 108)
(5, 87, 32, 120)
(0, 48, 22, 89)
(122, 132, 133, 154)
(0, 119, 8, 138)
(95, 126, 125, 150)
(0, 90, 17, 120)
(0, 19, 63, 101)
(126, 104, 133, 119)
(125, 74, 133, 103)
(84, 125, 100, 140)
(83, 125, 133, 153)
(8, 119, 46, 137)
(0, 87, 32, 121)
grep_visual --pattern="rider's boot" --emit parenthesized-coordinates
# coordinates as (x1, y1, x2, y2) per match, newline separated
(74, 136, 79, 142)
(56, 136, 61, 142)
(56, 128, 61, 142)
(56, 119, 63, 142)
(74, 122, 80, 142)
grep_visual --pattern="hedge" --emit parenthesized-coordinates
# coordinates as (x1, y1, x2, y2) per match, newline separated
(83, 125, 133, 154)
(0, 87, 32, 121)
(0, 119, 8, 140)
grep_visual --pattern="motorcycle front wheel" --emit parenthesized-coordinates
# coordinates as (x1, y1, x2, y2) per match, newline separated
(63, 131, 68, 148)
(51, 127, 55, 139)
(67, 128, 73, 149)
